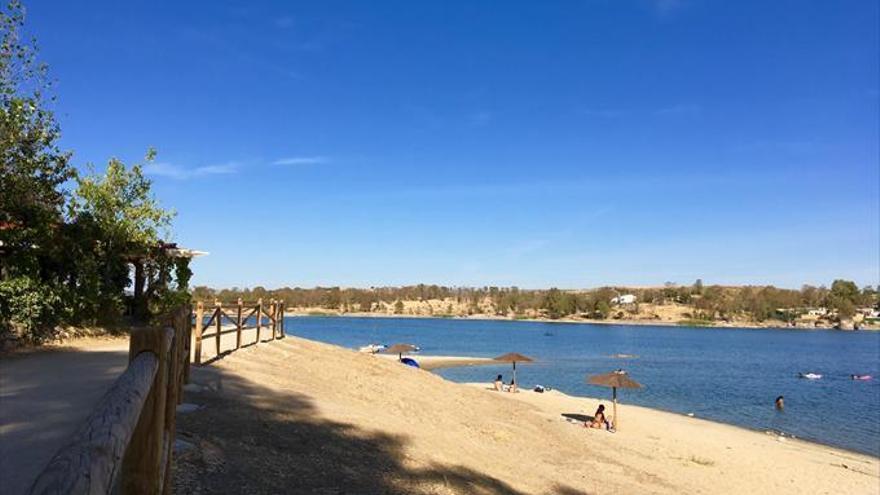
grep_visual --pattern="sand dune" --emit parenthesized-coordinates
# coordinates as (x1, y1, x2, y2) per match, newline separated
(175, 334, 879, 494)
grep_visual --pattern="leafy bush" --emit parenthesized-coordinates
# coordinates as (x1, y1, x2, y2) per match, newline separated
(0, 276, 63, 343)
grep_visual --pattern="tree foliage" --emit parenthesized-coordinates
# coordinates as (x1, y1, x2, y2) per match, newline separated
(0, 0, 72, 277)
(0, 3, 180, 343)
(193, 280, 879, 326)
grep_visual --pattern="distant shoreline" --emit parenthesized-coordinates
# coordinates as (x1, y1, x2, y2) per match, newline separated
(283, 310, 878, 331)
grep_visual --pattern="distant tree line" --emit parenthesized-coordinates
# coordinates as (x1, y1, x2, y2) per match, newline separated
(193, 279, 878, 324)
(0, 2, 183, 343)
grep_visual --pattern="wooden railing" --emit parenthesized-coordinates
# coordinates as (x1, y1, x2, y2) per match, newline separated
(192, 298, 285, 364)
(28, 306, 191, 495)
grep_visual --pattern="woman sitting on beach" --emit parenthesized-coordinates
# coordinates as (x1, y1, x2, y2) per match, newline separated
(588, 405, 610, 429)
(508, 378, 518, 393)
(493, 374, 504, 391)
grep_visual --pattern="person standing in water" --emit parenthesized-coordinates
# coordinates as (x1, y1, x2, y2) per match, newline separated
(775, 396, 784, 410)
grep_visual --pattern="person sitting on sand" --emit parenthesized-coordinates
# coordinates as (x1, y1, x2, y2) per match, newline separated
(493, 374, 504, 391)
(588, 404, 611, 429)
(508, 378, 518, 393)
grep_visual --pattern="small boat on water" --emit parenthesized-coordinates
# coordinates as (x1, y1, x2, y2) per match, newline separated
(851, 374, 872, 381)
(798, 372, 823, 380)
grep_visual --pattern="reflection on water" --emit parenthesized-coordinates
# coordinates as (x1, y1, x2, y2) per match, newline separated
(286, 316, 880, 456)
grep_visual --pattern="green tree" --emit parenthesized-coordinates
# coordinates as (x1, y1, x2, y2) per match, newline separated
(541, 288, 561, 319)
(0, 2, 74, 339)
(594, 300, 611, 319)
(69, 152, 175, 320)
(0, 0, 73, 278)
(829, 279, 859, 319)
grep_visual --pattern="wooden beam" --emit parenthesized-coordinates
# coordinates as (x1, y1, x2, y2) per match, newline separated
(193, 302, 204, 365)
(215, 302, 222, 356)
(241, 307, 258, 323)
(27, 353, 159, 495)
(279, 301, 285, 338)
(269, 300, 276, 341)
(199, 310, 217, 335)
(161, 320, 184, 494)
(183, 306, 193, 383)
(236, 298, 243, 349)
(121, 326, 173, 494)
(255, 298, 263, 343)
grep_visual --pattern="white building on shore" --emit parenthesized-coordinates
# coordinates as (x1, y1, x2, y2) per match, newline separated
(611, 294, 637, 305)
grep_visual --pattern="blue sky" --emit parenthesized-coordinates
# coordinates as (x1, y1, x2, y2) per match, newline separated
(25, 0, 879, 289)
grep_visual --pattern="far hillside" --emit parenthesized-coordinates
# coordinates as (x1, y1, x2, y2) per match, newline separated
(193, 280, 880, 330)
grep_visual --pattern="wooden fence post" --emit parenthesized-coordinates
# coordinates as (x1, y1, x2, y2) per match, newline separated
(184, 305, 193, 383)
(273, 301, 280, 339)
(170, 309, 185, 404)
(194, 301, 204, 365)
(279, 301, 285, 338)
(236, 298, 243, 349)
(269, 299, 277, 341)
(162, 319, 184, 494)
(215, 301, 222, 356)
(256, 298, 263, 343)
(121, 326, 173, 494)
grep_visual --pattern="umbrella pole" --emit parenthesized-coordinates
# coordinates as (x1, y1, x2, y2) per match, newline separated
(513, 361, 517, 388)
(612, 387, 618, 430)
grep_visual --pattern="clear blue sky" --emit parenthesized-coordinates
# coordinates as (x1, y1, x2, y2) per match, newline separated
(25, 0, 880, 289)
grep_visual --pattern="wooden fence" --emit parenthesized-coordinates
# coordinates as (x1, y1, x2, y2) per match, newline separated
(26, 299, 286, 494)
(28, 306, 191, 495)
(192, 298, 285, 364)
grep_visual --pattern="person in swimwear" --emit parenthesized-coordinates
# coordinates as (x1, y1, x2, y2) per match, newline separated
(589, 404, 610, 429)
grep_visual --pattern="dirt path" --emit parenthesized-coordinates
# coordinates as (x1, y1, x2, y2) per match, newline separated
(0, 338, 129, 495)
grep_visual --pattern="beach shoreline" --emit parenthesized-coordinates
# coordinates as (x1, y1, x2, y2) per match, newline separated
(461, 382, 878, 460)
(284, 309, 879, 331)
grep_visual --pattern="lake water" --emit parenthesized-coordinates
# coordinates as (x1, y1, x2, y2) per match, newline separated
(284, 316, 880, 456)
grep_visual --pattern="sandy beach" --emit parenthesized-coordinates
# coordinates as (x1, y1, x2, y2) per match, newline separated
(174, 330, 880, 494)
(375, 353, 496, 370)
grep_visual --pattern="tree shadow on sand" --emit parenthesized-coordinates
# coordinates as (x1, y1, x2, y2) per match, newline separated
(174, 364, 590, 495)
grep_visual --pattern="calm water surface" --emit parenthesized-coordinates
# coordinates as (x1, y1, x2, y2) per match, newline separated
(285, 316, 880, 456)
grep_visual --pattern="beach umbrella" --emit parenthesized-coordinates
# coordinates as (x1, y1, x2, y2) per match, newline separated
(384, 343, 417, 360)
(587, 369, 643, 430)
(494, 352, 534, 387)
